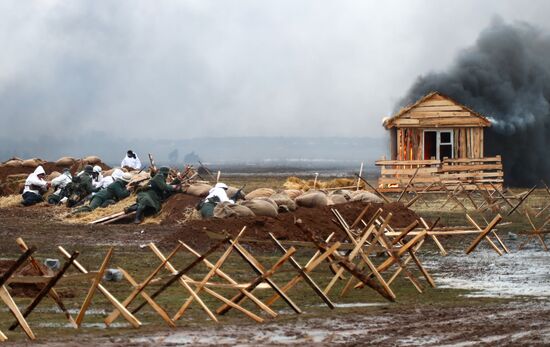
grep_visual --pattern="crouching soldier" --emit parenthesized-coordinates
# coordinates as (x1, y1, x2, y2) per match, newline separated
(75, 173, 133, 213)
(67, 165, 100, 207)
(125, 167, 180, 224)
(199, 183, 233, 218)
(21, 166, 51, 206)
(47, 169, 73, 205)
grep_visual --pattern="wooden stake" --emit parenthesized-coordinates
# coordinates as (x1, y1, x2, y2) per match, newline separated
(148, 243, 219, 322)
(77, 248, 113, 327)
(218, 247, 298, 315)
(9, 251, 79, 332)
(131, 238, 230, 315)
(15, 238, 78, 328)
(356, 162, 364, 191)
(0, 286, 35, 340)
(269, 233, 335, 309)
(119, 268, 176, 327)
(105, 243, 183, 326)
(178, 242, 278, 318)
(465, 214, 503, 254)
(58, 246, 141, 328)
(173, 228, 246, 320)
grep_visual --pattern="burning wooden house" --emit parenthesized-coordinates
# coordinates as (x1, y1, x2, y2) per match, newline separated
(377, 92, 503, 191)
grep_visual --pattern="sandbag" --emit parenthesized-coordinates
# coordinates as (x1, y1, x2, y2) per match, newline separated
(103, 169, 114, 177)
(283, 189, 303, 200)
(270, 193, 297, 211)
(186, 183, 213, 197)
(240, 200, 278, 217)
(295, 191, 328, 208)
(245, 188, 276, 200)
(21, 158, 41, 168)
(254, 197, 278, 210)
(351, 191, 384, 203)
(329, 194, 349, 205)
(47, 171, 61, 181)
(213, 203, 255, 218)
(4, 159, 22, 168)
(55, 157, 75, 166)
(83, 156, 101, 165)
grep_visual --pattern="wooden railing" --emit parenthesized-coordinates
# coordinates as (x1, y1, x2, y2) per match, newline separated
(376, 156, 503, 192)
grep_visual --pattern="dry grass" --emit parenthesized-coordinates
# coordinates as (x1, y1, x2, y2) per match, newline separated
(0, 194, 22, 208)
(64, 196, 136, 224)
(283, 176, 364, 191)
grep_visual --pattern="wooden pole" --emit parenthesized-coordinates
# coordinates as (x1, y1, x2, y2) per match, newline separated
(77, 248, 113, 327)
(131, 238, 230, 314)
(15, 238, 78, 328)
(58, 246, 141, 328)
(355, 173, 391, 203)
(356, 162, 364, 191)
(9, 251, 79, 331)
(105, 244, 182, 326)
(269, 233, 335, 309)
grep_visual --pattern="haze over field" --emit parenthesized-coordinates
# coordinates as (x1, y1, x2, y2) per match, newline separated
(1, 1, 550, 173)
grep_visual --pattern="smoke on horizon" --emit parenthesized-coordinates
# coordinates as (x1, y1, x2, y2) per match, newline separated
(398, 19, 550, 186)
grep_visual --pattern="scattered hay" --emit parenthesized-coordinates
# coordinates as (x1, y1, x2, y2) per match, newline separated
(0, 194, 22, 208)
(283, 176, 363, 191)
(64, 196, 136, 224)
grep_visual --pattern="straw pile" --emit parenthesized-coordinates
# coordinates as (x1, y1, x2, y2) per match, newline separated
(283, 176, 364, 191)
(64, 196, 136, 224)
(0, 194, 22, 208)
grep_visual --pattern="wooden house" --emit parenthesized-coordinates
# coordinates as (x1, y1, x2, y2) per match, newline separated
(377, 92, 503, 191)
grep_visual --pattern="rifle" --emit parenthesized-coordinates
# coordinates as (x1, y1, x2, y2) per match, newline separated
(231, 184, 246, 202)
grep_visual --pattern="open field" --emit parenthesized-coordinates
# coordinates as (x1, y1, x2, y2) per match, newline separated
(1, 174, 550, 346)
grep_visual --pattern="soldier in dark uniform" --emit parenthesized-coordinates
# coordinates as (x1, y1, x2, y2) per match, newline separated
(126, 167, 180, 224)
(67, 165, 101, 207)
(74, 173, 133, 213)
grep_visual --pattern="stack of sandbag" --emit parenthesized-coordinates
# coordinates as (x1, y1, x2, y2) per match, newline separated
(55, 157, 76, 167)
(270, 192, 297, 212)
(213, 202, 255, 218)
(295, 190, 329, 208)
(245, 188, 276, 200)
(329, 189, 352, 204)
(2, 158, 23, 168)
(186, 183, 213, 197)
(82, 155, 102, 165)
(283, 189, 303, 199)
(240, 199, 279, 217)
(21, 158, 46, 168)
(350, 190, 384, 203)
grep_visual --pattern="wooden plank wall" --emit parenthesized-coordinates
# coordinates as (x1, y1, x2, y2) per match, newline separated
(397, 128, 422, 160)
(453, 128, 484, 159)
(376, 156, 503, 191)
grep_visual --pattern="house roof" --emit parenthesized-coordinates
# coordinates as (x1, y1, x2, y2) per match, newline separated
(383, 92, 492, 129)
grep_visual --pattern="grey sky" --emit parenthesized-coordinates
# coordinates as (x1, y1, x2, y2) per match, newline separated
(1, 0, 550, 141)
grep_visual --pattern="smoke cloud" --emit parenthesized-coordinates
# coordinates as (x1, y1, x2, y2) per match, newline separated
(398, 19, 550, 186)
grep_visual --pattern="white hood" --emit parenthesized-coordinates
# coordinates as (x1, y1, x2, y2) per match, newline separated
(34, 165, 45, 176)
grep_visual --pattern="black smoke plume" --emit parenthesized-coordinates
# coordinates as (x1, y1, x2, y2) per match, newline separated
(397, 19, 550, 187)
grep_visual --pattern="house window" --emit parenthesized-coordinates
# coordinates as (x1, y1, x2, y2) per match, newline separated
(423, 130, 453, 160)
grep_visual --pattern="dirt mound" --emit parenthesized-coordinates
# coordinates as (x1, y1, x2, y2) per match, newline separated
(161, 201, 420, 247)
(159, 194, 203, 225)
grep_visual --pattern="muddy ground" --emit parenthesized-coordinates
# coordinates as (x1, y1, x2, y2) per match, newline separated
(1, 184, 550, 346)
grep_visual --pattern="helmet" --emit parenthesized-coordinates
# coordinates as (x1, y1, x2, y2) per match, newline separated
(93, 165, 102, 173)
(120, 173, 133, 183)
(84, 165, 93, 174)
(159, 167, 170, 175)
(215, 182, 228, 190)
